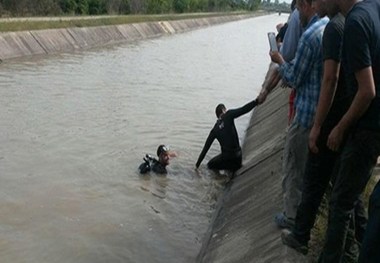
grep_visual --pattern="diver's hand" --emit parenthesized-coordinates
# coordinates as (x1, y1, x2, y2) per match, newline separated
(194, 167, 201, 177)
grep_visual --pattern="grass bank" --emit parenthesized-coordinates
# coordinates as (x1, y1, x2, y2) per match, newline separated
(0, 11, 260, 32)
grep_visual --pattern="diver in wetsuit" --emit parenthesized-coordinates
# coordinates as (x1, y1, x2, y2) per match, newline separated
(139, 145, 176, 175)
(195, 99, 257, 172)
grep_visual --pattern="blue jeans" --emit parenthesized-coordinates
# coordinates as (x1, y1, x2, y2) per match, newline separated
(359, 180, 380, 263)
(319, 130, 380, 263)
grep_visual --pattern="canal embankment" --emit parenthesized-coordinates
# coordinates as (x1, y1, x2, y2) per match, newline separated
(197, 86, 308, 263)
(0, 12, 264, 61)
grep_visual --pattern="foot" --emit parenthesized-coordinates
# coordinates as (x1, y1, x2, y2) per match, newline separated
(281, 229, 308, 255)
(274, 212, 295, 229)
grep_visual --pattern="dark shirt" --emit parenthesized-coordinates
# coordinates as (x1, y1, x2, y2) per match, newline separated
(343, 0, 380, 131)
(322, 13, 350, 130)
(196, 100, 257, 167)
(276, 23, 288, 43)
(139, 159, 167, 175)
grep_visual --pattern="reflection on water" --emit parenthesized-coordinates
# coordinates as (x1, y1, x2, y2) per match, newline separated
(0, 14, 286, 263)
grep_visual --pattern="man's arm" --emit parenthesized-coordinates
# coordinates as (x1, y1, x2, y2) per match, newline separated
(327, 67, 375, 151)
(196, 130, 215, 168)
(257, 10, 302, 105)
(280, 8, 302, 62)
(227, 99, 258, 119)
(257, 63, 282, 104)
(309, 59, 340, 153)
(271, 40, 313, 90)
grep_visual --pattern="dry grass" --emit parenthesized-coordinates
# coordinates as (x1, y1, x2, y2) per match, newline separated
(0, 11, 253, 32)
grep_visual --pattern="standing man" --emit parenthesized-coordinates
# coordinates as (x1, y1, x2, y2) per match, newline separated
(257, 0, 303, 108)
(270, 0, 328, 228)
(319, 0, 380, 262)
(195, 99, 257, 172)
(281, 0, 366, 258)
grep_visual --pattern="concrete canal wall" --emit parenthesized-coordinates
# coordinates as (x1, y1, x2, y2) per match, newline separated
(0, 14, 257, 60)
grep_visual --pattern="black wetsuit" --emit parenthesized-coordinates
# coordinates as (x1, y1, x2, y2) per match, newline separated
(196, 99, 257, 172)
(139, 158, 167, 175)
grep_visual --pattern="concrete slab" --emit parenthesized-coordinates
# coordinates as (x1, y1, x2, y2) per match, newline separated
(116, 24, 145, 41)
(0, 31, 46, 60)
(30, 28, 78, 53)
(132, 22, 164, 38)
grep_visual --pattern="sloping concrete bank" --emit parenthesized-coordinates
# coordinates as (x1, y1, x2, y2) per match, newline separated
(0, 13, 258, 60)
(197, 87, 309, 263)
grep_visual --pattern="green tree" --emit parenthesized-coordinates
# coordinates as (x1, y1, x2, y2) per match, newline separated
(188, 0, 199, 11)
(119, 0, 131, 14)
(173, 0, 188, 13)
(59, 0, 77, 14)
(76, 0, 89, 14)
(105, 0, 129, 14)
(2, 0, 28, 15)
(88, 0, 101, 14)
(207, 0, 216, 11)
(129, 0, 147, 13)
(146, 0, 164, 13)
(248, 0, 261, 10)
(29, 0, 61, 15)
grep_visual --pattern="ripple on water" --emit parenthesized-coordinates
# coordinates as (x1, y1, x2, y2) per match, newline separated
(0, 14, 286, 263)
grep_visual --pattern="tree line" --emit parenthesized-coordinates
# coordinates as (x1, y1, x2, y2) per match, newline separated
(0, 0, 261, 16)
(260, 0, 291, 13)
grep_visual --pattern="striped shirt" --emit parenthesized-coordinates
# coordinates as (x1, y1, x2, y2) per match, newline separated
(279, 15, 329, 129)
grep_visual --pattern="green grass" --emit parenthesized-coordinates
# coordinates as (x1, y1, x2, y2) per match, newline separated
(0, 11, 256, 32)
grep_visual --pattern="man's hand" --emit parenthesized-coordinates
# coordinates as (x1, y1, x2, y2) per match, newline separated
(270, 51, 285, 65)
(256, 89, 268, 105)
(327, 125, 344, 152)
(194, 167, 201, 177)
(309, 124, 321, 154)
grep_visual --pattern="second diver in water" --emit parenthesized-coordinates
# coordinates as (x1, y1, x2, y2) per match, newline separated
(139, 145, 177, 175)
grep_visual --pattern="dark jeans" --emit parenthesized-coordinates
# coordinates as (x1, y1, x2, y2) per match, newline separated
(293, 125, 367, 246)
(293, 141, 338, 244)
(359, 180, 380, 263)
(207, 151, 242, 172)
(319, 130, 380, 263)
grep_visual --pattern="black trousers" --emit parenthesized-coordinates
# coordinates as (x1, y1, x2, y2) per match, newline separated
(207, 151, 242, 172)
(293, 125, 367, 248)
(293, 150, 367, 245)
(359, 180, 380, 263)
(319, 130, 380, 263)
